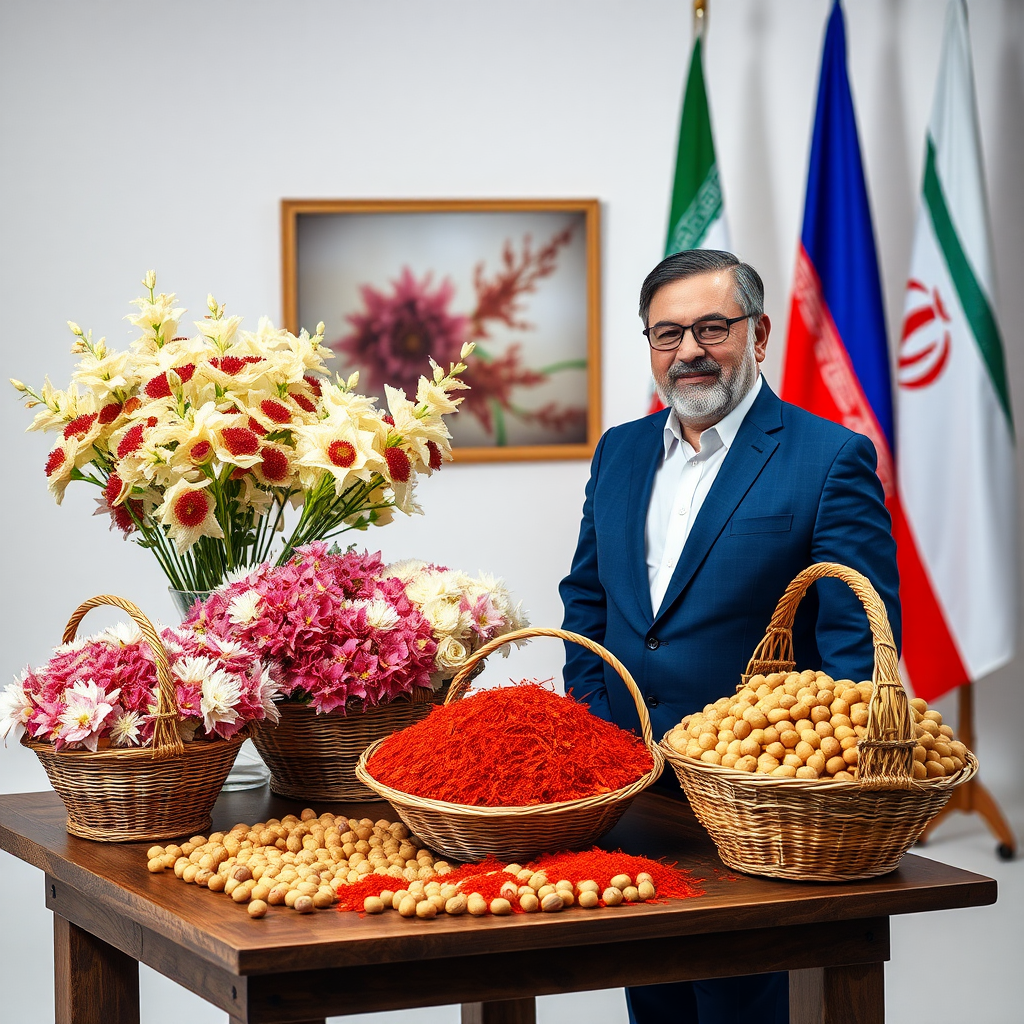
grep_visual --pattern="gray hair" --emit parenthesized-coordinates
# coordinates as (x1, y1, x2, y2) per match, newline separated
(638, 250, 765, 326)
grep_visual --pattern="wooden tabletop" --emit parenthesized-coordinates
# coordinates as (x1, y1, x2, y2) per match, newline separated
(0, 788, 998, 1022)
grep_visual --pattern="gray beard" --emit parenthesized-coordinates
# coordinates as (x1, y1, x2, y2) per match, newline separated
(657, 332, 758, 427)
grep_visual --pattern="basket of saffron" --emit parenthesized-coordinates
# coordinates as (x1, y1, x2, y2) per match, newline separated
(355, 627, 665, 862)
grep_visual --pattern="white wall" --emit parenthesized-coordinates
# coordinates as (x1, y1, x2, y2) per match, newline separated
(1, 3, 1021, 1023)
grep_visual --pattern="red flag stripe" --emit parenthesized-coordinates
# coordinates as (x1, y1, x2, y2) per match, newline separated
(784, 247, 896, 501)
(891, 495, 970, 701)
(782, 250, 968, 699)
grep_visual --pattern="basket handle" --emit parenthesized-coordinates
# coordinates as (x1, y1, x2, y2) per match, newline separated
(744, 562, 913, 790)
(63, 595, 184, 761)
(447, 627, 658, 754)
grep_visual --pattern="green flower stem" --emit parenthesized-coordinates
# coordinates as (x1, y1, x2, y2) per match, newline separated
(70, 468, 106, 487)
(209, 471, 238, 571)
(279, 475, 386, 560)
(135, 517, 187, 591)
(315, 500, 395, 541)
(490, 400, 507, 446)
(536, 358, 587, 375)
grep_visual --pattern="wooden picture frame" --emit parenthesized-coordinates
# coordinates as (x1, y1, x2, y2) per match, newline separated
(281, 198, 601, 462)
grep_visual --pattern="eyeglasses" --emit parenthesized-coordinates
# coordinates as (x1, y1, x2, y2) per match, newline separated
(643, 314, 753, 351)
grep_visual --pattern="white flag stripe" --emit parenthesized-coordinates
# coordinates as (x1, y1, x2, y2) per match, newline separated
(701, 215, 731, 253)
(929, 0, 995, 298)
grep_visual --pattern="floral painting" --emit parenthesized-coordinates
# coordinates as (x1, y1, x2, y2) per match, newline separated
(282, 200, 600, 460)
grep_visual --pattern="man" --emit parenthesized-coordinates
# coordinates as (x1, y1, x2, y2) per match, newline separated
(560, 250, 900, 1024)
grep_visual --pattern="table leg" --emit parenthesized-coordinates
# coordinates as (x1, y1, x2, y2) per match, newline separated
(461, 998, 537, 1024)
(790, 961, 884, 1024)
(229, 1019, 325, 1024)
(54, 913, 140, 1024)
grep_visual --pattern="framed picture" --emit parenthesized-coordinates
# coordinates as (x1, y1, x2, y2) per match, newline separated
(281, 198, 601, 462)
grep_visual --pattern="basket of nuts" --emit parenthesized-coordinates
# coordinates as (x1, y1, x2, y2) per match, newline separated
(660, 562, 977, 881)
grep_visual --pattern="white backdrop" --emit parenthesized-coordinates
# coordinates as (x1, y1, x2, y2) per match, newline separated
(1, 2, 1022, 1022)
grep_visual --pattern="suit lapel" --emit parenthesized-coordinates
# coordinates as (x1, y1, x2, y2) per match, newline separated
(626, 411, 667, 623)
(653, 382, 784, 626)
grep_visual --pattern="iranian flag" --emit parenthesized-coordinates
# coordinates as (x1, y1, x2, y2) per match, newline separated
(650, 16, 729, 414)
(895, 0, 1017, 701)
(664, 30, 730, 256)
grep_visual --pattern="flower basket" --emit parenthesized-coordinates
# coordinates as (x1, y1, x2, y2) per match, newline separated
(252, 685, 451, 802)
(659, 563, 978, 882)
(22, 595, 254, 842)
(355, 627, 665, 862)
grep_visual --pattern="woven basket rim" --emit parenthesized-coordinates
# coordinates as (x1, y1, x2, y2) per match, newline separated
(659, 733, 979, 793)
(22, 726, 252, 760)
(272, 682, 445, 715)
(355, 626, 666, 817)
(357, 734, 664, 818)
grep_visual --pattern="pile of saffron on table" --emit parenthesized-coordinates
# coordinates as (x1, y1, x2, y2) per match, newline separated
(334, 847, 704, 915)
(365, 682, 654, 805)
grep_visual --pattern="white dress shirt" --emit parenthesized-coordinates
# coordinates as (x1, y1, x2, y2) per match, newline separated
(646, 375, 764, 614)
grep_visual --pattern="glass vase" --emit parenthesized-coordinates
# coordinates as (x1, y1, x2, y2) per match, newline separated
(168, 586, 271, 792)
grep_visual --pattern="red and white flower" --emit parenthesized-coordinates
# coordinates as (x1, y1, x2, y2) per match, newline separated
(156, 478, 224, 553)
(14, 273, 471, 593)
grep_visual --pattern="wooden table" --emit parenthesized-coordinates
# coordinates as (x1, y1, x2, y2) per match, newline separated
(0, 788, 997, 1024)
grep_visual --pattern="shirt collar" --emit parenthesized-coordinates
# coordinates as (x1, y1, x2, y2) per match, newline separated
(662, 373, 764, 458)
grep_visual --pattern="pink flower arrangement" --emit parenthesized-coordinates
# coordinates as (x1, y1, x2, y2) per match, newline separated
(0, 623, 279, 751)
(185, 543, 438, 714)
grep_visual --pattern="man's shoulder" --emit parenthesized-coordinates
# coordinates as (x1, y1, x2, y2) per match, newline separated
(775, 398, 862, 444)
(748, 384, 870, 454)
(598, 409, 669, 448)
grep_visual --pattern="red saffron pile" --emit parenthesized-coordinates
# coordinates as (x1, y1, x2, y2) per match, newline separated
(334, 847, 704, 913)
(365, 682, 654, 806)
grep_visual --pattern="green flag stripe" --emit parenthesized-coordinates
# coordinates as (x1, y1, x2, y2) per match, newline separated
(668, 165, 722, 253)
(922, 137, 1013, 428)
(664, 35, 716, 256)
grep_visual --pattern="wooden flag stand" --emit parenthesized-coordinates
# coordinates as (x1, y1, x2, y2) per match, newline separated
(918, 682, 1017, 859)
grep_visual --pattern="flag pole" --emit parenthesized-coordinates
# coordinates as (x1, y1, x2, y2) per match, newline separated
(918, 683, 1017, 858)
(693, 0, 707, 37)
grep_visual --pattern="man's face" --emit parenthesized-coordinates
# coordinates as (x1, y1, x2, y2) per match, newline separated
(648, 270, 770, 433)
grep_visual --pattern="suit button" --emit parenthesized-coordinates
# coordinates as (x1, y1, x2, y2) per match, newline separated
(645, 636, 660, 650)
(646, 696, 659, 709)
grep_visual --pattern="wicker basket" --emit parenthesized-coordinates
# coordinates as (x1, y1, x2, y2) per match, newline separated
(660, 562, 978, 881)
(22, 595, 253, 842)
(252, 685, 450, 801)
(355, 627, 665, 862)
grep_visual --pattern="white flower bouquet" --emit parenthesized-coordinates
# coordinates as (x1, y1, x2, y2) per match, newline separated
(386, 559, 530, 682)
(12, 273, 472, 592)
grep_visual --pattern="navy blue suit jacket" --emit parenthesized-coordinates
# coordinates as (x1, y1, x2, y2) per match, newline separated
(559, 381, 901, 755)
